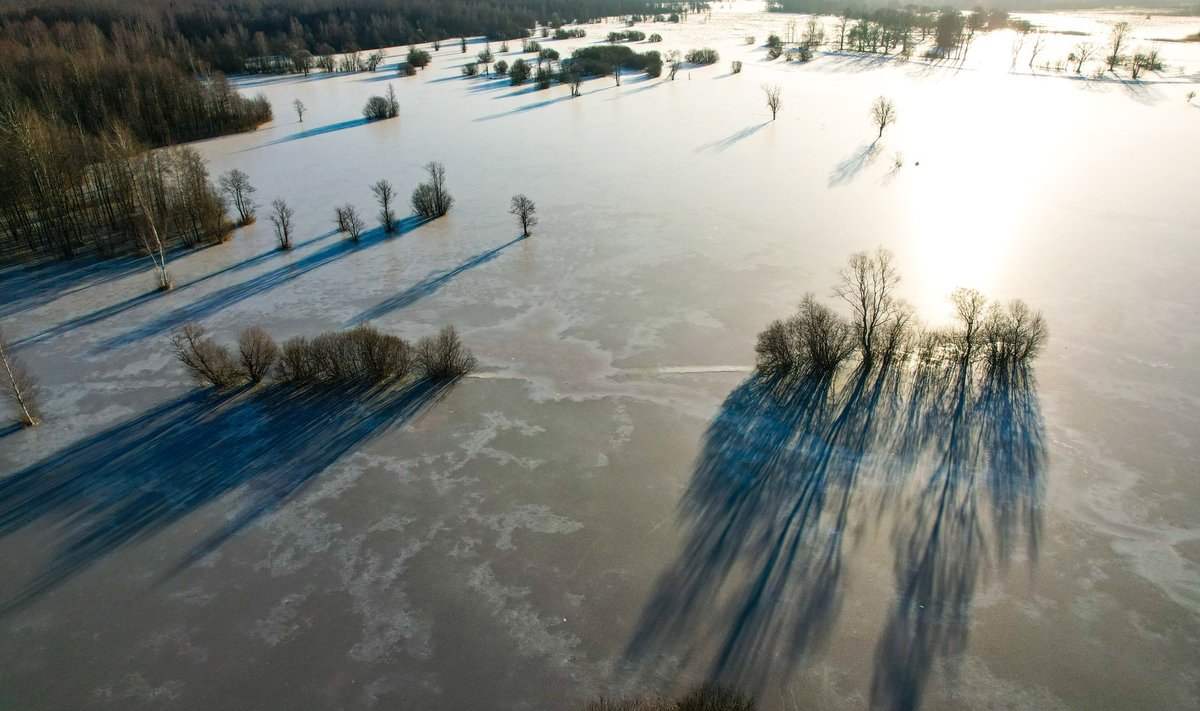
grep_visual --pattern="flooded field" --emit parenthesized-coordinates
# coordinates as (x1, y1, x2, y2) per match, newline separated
(1, 3, 1198, 709)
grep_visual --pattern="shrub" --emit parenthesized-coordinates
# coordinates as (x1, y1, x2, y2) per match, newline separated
(509, 58, 530, 84)
(754, 294, 855, 377)
(397, 62, 417, 76)
(767, 46, 783, 59)
(407, 48, 432, 69)
(554, 28, 587, 40)
(362, 85, 399, 119)
(685, 47, 720, 64)
(272, 326, 412, 384)
(171, 324, 243, 388)
(731, 60, 743, 73)
(415, 326, 477, 380)
(745, 35, 756, 45)
(624, 30, 646, 41)
(570, 45, 662, 77)
(584, 683, 755, 711)
(523, 39, 541, 53)
(649, 33, 663, 42)
(411, 162, 454, 219)
(462, 62, 480, 76)
(494, 59, 509, 75)
(535, 66, 553, 89)
(275, 336, 318, 382)
(237, 327, 279, 384)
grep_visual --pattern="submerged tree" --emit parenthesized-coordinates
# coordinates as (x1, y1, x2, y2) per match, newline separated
(871, 96, 896, 138)
(170, 323, 242, 388)
(363, 85, 400, 120)
(509, 194, 537, 236)
(1107, 21, 1131, 71)
(371, 179, 398, 234)
(411, 162, 453, 219)
(415, 325, 476, 380)
(219, 169, 257, 226)
(269, 198, 295, 250)
(342, 203, 365, 241)
(292, 98, 306, 122)
(0, 326, 40, 426)
(1069, 41, 1095, 73)
(762, 84, 782, 120)
(237, 326, 279, 384)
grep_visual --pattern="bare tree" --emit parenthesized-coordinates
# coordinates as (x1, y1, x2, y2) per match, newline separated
(170, 323, 242, 388)
(950, 287, 989, 366)
(1188, 90, 1197, 103)
(833, 247, 901, 364)
(1070, 41, 1095, 73)
(415, 325, 476, 380)
(755, 293, 856, 377)
(334, 205, 349, 232)
(238, 326, 279, 383)
(0, 326, 40, 426)
(110, 130, 172, 290)
(1107, 21, 1131, 71)
(509, 194, 538, 236)
(569, 70, 584, 97)
(343, 204, 365, 241)
(871, 96, 896, 139)
(269, 198, 295, 250)
(371, 180, 397, 233)
(1010, 30, 1027, 70)
(411, 162, 453, 219)
(218, 169, 257, 226)
(762, 84, 782, 120)
(292, 98, 306, 122)
(1027, 32, 1045, 69)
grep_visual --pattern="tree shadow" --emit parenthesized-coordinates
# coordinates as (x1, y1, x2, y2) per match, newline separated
(828, 141, 881, 187)
(0, 255, 147, 320)
(352, 235, 524, 323)
(0, 379, 453, 614)
(14, 231, 339, 349)
(626, 359, 1045, 700)
(474, 94, 575, 121)
(695, 122, 770, 154)
(94, 219, 427, 352)
(243, 118, 371, 150)
(870, 363, 1045, 710)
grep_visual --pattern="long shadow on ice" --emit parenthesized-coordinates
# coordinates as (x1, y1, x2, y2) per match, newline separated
(626, 360, 1045, 703)
(696, 122, 770, 154)
(243, 117, 371, 150)
(0, 255, 146, 320)
(15, 231, 339, 349)
(353, 235, 524, 322)
(0, 380, 452, 614)
(95, 219, 427, 352)
(828, 140, 881, 187)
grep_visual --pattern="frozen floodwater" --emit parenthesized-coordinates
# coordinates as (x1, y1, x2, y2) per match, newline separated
(1, 3, 1198, 709)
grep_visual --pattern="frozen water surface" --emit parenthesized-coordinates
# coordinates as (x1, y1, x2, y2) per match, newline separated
(1, 3, 1198, 709)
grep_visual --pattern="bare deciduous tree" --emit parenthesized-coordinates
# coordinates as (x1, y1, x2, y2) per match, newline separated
(833, 247, 901, 364)
(269, 198, 295, 250)
(1027, 32, 1045, 69)
(950, 287, 989, 365)
(219, 168, 257, 226)
(509, 194, 537, 236)
(1107, 21, 1131, 71)
(411, 162, 453, 219)
(762, 84, 782, 120)
(343, 204, 365, 241)
(170, 323, 242, 388)
(755, 293, 856, 377)
(371, 180, 397, 234)
(238, 326, 279, 383)
(292, 98, 306, 122)
(0, 326, 40, 426)
(871, 96, 896, 139)
(1070, 41, 1095, 73)
(415, 326, 476, 380)
(109, 130, 173, 290)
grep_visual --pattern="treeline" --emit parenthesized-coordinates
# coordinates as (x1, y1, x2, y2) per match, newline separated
(171, 322, 476, 389)
(0, 120, 232, 261)
(755, 248, 1048, 380)
(0, 1, 707, 75)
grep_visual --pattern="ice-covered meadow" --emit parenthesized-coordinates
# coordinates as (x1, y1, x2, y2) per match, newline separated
(1, 2, 1199, 709)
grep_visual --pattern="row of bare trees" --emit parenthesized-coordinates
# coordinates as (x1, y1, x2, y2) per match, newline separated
(171, 322, 476, 389)
(756, 248, 1048, 379)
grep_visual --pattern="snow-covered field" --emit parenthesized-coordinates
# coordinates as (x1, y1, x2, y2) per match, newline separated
(1, 2, 1198, 709)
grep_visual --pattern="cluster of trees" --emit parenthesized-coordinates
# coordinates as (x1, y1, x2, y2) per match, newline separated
(607, 30, 646, 42)
(0, 121, 236, 265)
(171, 322, 476, 389)
(684, 47, 720, 64)
(327, 162, 454, 243)
(755, 248, 1048, 380)
(584, 683, 753, 711)
(554, 27, 588, 40)
(363, 86, 401, 120)
(570, 44, 663, 78)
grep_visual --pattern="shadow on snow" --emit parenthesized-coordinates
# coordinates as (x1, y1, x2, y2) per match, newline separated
(0, 379, 454, 615)
(625, 359, 1045, 709)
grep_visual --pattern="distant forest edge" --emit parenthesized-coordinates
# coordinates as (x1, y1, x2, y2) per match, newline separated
(0, 1, 709, 75)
